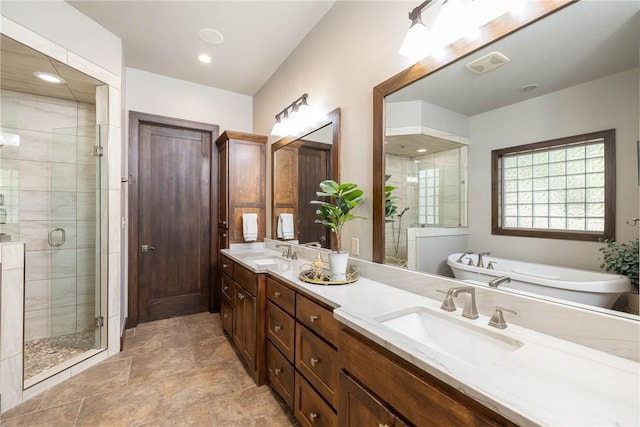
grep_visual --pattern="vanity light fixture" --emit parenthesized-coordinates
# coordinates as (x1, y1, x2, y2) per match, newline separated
(399, 0, 515, 62)
(270, 93, 316, 137)
(32, 72, 65, 84)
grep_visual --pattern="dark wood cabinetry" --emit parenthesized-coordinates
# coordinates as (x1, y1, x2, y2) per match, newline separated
(338, 328, 517, 427)
(219, 255, 266, 385)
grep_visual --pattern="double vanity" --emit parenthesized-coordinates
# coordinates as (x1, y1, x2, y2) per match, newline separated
(220, 240, 640, 427)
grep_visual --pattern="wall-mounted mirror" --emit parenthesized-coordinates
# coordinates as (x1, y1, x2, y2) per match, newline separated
(373, 1, 639, 318)
(272, 108, 340, 249)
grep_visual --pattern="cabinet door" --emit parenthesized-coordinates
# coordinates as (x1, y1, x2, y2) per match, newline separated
(241, 291, 257, 370)
(217, 141, 228, 228)
(218, 227, 229, 251)
(221, 300, 233, 335)
(339, 371, 395, 427)
(232, 282, 244, 348)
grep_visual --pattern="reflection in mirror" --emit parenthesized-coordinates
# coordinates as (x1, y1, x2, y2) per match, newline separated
(272, 108, 340, 249)
(374, 1, 639, 317)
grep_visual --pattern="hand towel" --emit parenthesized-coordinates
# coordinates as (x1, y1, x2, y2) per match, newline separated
(242, 213, 258, 242)
(278, 213, 295, 239)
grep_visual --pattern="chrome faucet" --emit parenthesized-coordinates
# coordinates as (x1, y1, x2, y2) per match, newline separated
(456, 250, 474, 263)
(275, 243, 296, 259)
(477, 252, 491, 268)
(488, 306, 517, 329)
(448, 286, 479, 319)
(488, 276, 511, 288)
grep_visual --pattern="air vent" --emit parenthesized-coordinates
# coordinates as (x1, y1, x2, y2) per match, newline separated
(465, 51, 510, 74)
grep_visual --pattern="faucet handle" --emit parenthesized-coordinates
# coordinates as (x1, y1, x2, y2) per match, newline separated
(487, 261, 497, 270)
(488, 306, 517, 329)
(437, 289, 456, 312)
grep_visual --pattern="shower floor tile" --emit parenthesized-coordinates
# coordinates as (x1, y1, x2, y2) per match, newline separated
(24, 330, 95, 380)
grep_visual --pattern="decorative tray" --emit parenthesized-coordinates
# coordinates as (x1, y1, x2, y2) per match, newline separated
(298, 264, 360, 285)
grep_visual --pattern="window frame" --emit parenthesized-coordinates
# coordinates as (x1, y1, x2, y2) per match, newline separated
(491, 129, 616, 241)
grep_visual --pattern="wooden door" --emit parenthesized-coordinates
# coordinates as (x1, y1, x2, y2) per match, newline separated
(242, 291, 258, 369)
(128, 112, 219, 327)
(298, 144, 331, 247)
(218, 141, 228, 228)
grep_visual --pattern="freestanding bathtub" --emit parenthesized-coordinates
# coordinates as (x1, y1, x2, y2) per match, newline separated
(447, 253, 631, 309)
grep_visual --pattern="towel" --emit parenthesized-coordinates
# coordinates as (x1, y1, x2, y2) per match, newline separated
(242, 213, 258, 242)
(277, 213, 295, 239)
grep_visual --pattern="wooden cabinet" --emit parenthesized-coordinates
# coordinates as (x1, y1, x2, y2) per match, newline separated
(216, 130, 267, 246)
(338, 327, 517, 427)
(219, 254, 266, 385)
(265, 276, 339, 426)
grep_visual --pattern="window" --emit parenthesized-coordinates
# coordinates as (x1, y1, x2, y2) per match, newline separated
(492, 129, 615, 241)
(418, 168, 439, 225)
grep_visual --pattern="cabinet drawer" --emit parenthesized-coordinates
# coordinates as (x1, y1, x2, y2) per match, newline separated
(220, 254, 234, 278)
(296, 324, 338, 408)
(267, 341, 294, 409)
(221, 300, 233, 335)
(296, 294, 338, 347)
(221, 274, 234, 304)
(295, 372, 337, 427)
(267, 277, 295, 316)
(267, 301, 295, 361)
(235, 263, 258, 295)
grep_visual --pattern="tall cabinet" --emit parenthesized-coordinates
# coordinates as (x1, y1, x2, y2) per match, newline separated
(215, 130, 267, 311)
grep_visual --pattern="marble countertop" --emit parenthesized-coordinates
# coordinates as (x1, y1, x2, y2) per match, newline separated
(222, 247, 640, 426)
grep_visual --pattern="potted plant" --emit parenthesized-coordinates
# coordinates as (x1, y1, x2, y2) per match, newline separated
(311, 180, 365, 280)
(600, 238, 639, 314)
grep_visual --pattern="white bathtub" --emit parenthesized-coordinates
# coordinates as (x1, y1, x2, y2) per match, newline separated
(447, 253, 631, 309)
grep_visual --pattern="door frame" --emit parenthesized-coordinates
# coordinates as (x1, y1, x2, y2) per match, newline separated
(127, 111, 219, 328)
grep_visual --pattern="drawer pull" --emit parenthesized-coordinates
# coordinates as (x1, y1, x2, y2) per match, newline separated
(310, 357, 319, 367)
(274, 325, 282, 332)
(238, 292, 245, 300)
(379, 425, 390, 427)
(274, 291, 281, 297)
(223, 263, 229, 269)
(222, 313, 228, 318)
(309, 412, 319, 422)
(274, 368, 282, 375)
(223, 285, 229, 291)
(309, 315, 318, 323)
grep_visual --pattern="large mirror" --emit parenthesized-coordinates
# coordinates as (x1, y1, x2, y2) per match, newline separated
(272, 108, 340, 249)
(373, 1, 639, 317)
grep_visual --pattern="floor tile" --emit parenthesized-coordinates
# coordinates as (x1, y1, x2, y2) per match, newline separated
(0, 400, 81, 427)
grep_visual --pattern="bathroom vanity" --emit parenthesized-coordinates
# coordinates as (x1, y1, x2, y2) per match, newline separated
(220, 242, 640, 426)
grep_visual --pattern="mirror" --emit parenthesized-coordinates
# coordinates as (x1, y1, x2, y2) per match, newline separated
(272, 108, 340, 249)
(373, 2, 639, 317)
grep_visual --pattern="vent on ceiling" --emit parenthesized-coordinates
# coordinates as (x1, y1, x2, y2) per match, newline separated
(465, 51, 510, 74)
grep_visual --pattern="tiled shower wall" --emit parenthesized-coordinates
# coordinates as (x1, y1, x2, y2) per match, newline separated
(0, 89, 97, 341)
(384, 147, 468, 263)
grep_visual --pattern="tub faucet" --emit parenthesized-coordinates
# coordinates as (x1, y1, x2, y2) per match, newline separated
(448, 286, 479, 320)
(477, 252, 491, 268)
(456, 250, 474, 263)
(489, 276, 511, 288)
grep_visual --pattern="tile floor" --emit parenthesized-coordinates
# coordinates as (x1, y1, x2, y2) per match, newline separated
(1, 312, 297, 426)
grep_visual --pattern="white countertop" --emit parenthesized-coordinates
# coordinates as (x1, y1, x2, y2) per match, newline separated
(222, 247, 640, 426)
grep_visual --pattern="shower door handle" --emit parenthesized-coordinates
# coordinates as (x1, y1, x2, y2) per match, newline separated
(48, 228, 65, 247)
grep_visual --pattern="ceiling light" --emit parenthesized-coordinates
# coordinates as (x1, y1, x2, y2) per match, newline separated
(417, 148, 427, 153)
(198, 54, 212, 64)
(33, 72, 65, 84)
(199, 28, 224, 44)
(520, 83, 538, 93)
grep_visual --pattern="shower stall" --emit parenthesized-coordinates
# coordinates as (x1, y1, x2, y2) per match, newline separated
(0, 91, 106, 383)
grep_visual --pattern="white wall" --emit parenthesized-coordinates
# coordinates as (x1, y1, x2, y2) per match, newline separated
(125, 68, 253, 132)
(468, 68, 639, 270)
(0, 0, 122, 76)
(254, 1, 416, 259)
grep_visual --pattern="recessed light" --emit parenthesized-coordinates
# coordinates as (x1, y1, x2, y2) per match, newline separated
(198, 54, 212, 64)
(199, 28, 224, 44)
(417, 148, 427, 153)
(33, 72, 65, 84)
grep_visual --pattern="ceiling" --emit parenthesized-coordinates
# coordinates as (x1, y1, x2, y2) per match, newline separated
(0, 34, 104, 103)
(387, 1, 640, 117)
(66, 1, 336, 96)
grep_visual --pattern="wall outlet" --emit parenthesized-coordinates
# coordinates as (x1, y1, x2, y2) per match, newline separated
(351, 237, 360, 256)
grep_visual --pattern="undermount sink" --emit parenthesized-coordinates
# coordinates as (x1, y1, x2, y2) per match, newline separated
(376, 306, 523, 368)
(244, 256, 286, 266)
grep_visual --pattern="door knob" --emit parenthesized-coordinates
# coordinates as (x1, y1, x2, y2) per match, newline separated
(141, 245, 155, 253)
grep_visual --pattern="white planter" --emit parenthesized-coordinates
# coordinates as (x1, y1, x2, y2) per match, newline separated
(329, 251, 349, 281)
